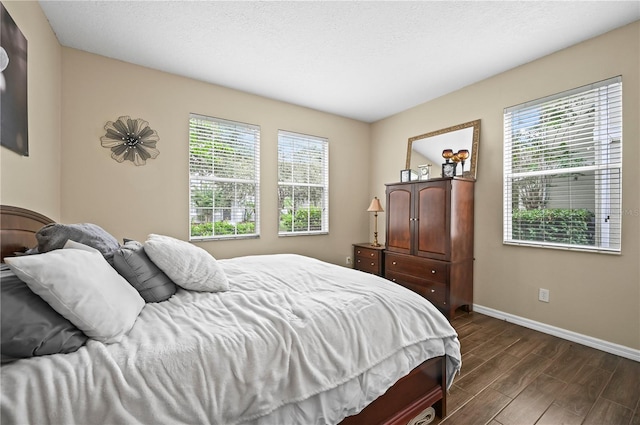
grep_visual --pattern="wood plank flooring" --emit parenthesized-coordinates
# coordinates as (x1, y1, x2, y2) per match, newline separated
(433, 312, 640, 425)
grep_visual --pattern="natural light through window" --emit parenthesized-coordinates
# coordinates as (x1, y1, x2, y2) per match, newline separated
(189, 114, 260, 240)
(277, 131, 329, 235)
(503, 76, 622, 253)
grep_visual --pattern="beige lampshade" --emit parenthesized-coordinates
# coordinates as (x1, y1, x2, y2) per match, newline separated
(367, 197, 384, 212)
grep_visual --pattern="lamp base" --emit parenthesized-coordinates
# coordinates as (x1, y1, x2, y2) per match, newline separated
(371, 231, 381, 247)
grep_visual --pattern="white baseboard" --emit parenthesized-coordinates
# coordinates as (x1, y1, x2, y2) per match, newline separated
(473, 304, 640, 362)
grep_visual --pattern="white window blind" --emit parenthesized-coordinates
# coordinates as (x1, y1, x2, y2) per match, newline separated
(278, 130, 329, 235)
(189, 114, 260, 240)
(503, 76, 622, 253)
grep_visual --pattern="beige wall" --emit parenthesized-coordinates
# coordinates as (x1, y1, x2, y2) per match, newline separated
(0, 1, 61, 220)
(60, 48, 371, 265)
(370, 21, 640, 350)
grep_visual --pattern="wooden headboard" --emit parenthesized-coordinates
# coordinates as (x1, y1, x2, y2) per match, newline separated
(0, 205, 54, 262)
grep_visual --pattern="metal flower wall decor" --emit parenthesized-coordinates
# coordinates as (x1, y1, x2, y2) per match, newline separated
(100, 116, 160, 166)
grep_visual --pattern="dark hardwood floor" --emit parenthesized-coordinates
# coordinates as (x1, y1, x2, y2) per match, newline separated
(433, 312, 640, 425)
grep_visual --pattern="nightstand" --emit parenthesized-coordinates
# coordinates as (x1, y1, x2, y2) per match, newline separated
(353, 243, 385, 277)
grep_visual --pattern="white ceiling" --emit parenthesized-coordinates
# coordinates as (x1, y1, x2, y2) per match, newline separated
(39, 1, 640, 123)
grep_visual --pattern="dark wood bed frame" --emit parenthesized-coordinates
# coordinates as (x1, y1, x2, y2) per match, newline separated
(0, 204, 447, 424)
(0, 205, 54, 262)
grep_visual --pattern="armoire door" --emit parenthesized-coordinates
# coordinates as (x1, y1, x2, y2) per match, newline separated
(385, 185, 412, 254)
(415, 181, 451, 260)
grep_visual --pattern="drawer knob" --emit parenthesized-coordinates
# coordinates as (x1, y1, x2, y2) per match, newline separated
(431, 270, 436, 274)
(371, 262, 375, 266)
(392, 278, 396, 282)
(430, 289, 435, 293)
(392, 261, 397, 265)
(370, 253, 375, 257)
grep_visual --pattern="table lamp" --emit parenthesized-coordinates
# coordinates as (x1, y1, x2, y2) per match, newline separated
(367, 197, 384, 247)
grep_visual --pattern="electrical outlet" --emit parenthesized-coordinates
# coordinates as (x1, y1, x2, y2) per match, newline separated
(346, 256, 352, 265)
(538, 288, 550, 303)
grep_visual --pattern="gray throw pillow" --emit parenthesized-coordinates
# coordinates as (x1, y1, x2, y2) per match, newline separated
(113, 240, 177, 303)
(36, 223, 120, 264)
(1, 265, 88, 364)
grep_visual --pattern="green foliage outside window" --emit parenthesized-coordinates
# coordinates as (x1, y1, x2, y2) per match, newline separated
(191, 221, 256, 237)
(512, 209, 595, 246)
(279, 207, 322, 232)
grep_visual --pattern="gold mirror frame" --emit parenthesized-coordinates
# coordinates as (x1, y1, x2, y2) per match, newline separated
(406, 119, 481, 180)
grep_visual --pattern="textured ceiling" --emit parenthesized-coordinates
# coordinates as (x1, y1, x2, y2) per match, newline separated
(39, 1, 640, 122)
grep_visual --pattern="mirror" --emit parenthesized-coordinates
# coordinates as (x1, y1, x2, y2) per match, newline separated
(406, 119, 480, 180)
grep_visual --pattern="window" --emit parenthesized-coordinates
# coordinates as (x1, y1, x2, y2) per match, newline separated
(503, 76, 622, 253)
(189, 114, 260, 240)
(278, 131, 329, 235)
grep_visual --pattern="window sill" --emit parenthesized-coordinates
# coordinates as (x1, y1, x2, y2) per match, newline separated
(503, 240, 620, 255)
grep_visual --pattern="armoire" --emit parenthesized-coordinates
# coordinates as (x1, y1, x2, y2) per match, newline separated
(384, 177, 474, 319)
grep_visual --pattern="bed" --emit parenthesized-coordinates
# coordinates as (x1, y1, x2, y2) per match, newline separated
(0, 205, 461, 425)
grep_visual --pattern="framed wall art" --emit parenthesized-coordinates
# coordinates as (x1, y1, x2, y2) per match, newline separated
(0, 2, 29, 156)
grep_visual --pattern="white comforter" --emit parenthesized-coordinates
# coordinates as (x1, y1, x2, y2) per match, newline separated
(1, 254, 461, 425)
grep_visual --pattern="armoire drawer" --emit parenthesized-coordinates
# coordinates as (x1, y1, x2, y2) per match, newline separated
(385, 253, 448, 284)
(386, 271, 447, 307)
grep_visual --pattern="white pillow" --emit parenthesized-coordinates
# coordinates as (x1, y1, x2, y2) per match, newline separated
(5, 240, 145, 343)
(144, 234, 229, 292)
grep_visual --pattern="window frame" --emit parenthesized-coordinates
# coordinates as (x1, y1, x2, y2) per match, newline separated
(188, 113, 260, 241)
(277, 130, 329, 236)
(503, 76, 622, 254)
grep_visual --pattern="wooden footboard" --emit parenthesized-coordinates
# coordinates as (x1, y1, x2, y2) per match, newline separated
(339, 356, 446, 425)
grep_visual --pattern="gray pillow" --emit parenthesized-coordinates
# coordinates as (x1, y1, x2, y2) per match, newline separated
(113, 240, 177, 303)
(36, 223, 120, 264)
(1, 265, 88, 364)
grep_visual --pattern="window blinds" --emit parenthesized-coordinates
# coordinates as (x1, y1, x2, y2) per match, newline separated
(189, 114, 260, 240)
(503, 76, 622, 253)
(277, 130, 329, 235)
